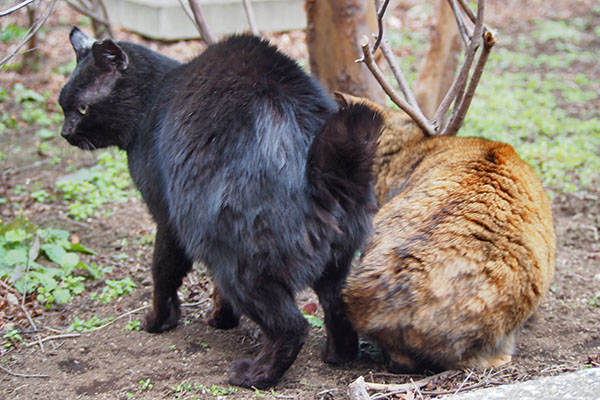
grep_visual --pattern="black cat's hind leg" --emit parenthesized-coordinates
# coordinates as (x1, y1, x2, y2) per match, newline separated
(224, 280, 309, 389)
(205, 284, 241, 329)
(143, 226, 192, 333)
(313, 252, 359, 364)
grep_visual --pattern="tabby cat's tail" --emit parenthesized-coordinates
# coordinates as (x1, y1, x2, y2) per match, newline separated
(307, 103, 383, 212)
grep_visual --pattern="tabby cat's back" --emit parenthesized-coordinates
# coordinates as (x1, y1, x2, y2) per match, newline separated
(343, 102, 556, 372)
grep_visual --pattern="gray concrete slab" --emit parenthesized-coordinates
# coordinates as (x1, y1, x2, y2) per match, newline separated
(104, 0, 305, 40)
(445, 368, 600, 399)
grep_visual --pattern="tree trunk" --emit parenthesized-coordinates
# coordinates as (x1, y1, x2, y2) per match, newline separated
(414, 0, 461, 118)
(306, 0, 385, 104)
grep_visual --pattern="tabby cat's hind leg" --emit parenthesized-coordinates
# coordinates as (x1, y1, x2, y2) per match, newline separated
(466, 331, 515, 369)
(143, 225, 192, 333)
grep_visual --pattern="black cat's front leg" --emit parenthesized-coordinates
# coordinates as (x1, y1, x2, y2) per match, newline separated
(205, 284, 241, 329)
(143, 225, 192, 333)
(313, 253, 359, 364)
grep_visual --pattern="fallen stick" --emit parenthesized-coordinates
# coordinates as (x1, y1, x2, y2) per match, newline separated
(349, 376, 371, 400)
(365, 370, 457, 393)
(0, 364, 48, 378)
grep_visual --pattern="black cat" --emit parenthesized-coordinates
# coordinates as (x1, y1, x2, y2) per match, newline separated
(59, 27, 382, 388)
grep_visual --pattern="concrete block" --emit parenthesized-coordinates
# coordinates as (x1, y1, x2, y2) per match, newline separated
(104, 0, 306, 40)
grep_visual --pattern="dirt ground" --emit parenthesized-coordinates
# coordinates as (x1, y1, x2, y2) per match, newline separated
(1, 1, 599, 399)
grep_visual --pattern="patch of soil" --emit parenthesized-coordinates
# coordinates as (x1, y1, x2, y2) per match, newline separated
(1, 1, 599, 399)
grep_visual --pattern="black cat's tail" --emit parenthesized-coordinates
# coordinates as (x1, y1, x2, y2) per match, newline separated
(307, 102, 383, 214)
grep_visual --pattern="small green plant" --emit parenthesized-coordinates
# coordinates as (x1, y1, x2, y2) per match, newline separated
(3, 329, 23, 348)
(91, 277, 137, 304)
(56, 150, 134, 220)
(589, 293, 600, 307)
(0, 218, 101, 307)
(68, 315, 113, 332)
(302, 311, 324, 329)
(171, 383, 237, 398)
(0, 24, 28, 44)
(138, 378, 154, 391)
(125, 319, 141, 331)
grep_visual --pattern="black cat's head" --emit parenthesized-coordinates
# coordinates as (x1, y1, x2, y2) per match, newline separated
(58, 27, 131, 150)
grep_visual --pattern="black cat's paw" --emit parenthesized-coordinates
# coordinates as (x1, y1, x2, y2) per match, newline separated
(229, 359, 278, 389)
(142, 300, 180, 333)
(205, 306, 240, 330)
(321, 334, 359, 365)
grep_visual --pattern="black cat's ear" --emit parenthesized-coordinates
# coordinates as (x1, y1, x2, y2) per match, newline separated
(70, 26, 95, 62)
(92, 39, 129, 72)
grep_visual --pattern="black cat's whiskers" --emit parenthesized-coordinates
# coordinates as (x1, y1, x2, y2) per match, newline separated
(79, 136, 97, 151)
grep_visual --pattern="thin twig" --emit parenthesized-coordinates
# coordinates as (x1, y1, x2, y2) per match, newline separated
(456, 0, 491, 33)
(0, 279, 19, 294)
(0, 365, 48, 378)
(65, 0, 110, 27)
(58, 213, 92, 229)
(349, 376, 371, 400)
(88, 304, 150, 332)
(366, 370, 456, 396)
(3, 159, 52, 175)
(448, 0, 470, 46)
(242, 0, 259, 36)
(181, 298, 210, 307)
(430, 0, 485, 132)
(188, 0, 216, 44)
(372, 0, 390, 51)
(379, 39, 422, 110)
(453, 370, 473, 395)
(444, 29, 495, 135)
(24, 333, 80, 347)
(19, 303, 44, 352)
(0, 0, 35, 17)
(0, 0, 57, 67)
(358, 36, 434, 136)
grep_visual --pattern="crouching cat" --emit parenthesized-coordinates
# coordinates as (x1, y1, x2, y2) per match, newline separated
(340, 95, 556, 372)
(59, 28, 383, 388)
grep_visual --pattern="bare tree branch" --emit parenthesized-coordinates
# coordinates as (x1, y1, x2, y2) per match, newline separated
(433, 0, 487, 133)
(358, 36, 435, 136)
(448, 0, 470, 46)
(65, 0, 112, 38)
(188, 0, 216, 44)
(65, 1, 109, 26)
(362, 0, 495, 136)
(0, 0, 35, 17)
(379, 39, 421, 110)
(372, 0, 390, 52)
(444, 30, 495, 135)
(0, 0, 58, 78)
(0, 365, 48, 378)
(242, 0, 259, 36)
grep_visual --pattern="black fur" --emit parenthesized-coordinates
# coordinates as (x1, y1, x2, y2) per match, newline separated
(59, 27, 383, 388)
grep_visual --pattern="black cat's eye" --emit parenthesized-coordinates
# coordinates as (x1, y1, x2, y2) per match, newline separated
(77, 104, 89, 115)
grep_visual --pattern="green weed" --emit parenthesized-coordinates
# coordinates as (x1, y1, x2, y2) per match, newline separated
(589, 293, 600, 307)
(0, 218, 102, 307)
(302, 311, 324, 329)
(171, 382, 238, 398)
(125, 319, 141, 331)
(90, 277, 137, 304)
(0, 24, 28, 44)
(138, 378, 154, 391)
(56, 150, 134, 220)
(3, 329, 23, 348)
(68, 315, 113, 332)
